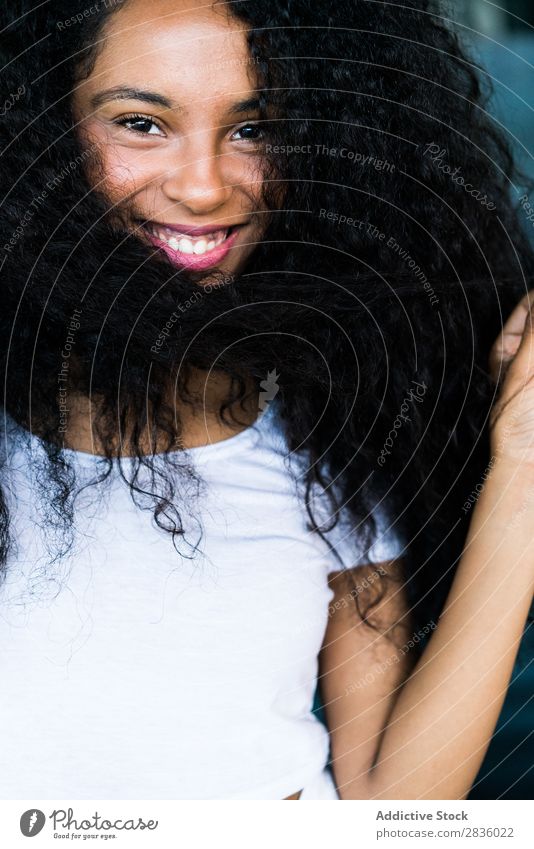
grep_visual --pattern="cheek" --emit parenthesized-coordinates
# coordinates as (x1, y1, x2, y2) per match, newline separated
(225, 157, 266, 215)
(95, 148, 158, 206)
(77, 123, 158, 206)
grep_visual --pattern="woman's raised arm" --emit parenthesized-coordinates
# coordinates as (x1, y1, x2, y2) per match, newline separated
(322, 302, 534, 800)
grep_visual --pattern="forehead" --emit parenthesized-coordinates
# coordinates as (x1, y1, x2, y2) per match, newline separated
(78, 0, 255, 105)
(82, 0, 255, 101)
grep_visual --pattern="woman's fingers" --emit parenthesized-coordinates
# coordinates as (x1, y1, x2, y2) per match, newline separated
(489, 298, 534, 464)
(500, 301, 534, 397)
(489, 291, 534, 384)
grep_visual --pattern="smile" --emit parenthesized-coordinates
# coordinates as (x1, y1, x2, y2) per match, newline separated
(141, 221, 242, 270)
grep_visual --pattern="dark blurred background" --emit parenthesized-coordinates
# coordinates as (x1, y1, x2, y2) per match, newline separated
(448, 0, 534, 800)
(315, 0, 534, 801)
(450, 0, 534, 188)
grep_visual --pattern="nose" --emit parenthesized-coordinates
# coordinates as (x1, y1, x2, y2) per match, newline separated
(161, 138, 233, 216)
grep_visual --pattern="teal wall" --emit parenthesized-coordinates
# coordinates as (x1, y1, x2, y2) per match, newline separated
(314, 20, 534, 799)
(464, 31, 534, 798)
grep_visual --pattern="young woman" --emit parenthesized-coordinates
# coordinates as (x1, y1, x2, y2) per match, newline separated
(0, 0, 533, 800)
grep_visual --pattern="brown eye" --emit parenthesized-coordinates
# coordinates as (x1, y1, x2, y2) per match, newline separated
(115, 115, 164, 136)
(232, 123, 264, 142)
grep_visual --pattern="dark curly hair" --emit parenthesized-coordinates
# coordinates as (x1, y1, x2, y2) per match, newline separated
(1, 0, 533, 652)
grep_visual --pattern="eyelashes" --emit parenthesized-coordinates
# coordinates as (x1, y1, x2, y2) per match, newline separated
(114, 114, 164, 135)
(231, 123, 265, 142)
(113, 115, 267, 145)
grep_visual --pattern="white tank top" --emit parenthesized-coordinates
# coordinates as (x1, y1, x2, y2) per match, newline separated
(0, 402, 402, 799)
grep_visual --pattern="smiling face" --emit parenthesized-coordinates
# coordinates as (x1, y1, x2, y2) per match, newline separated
(71, 0, 270, 278)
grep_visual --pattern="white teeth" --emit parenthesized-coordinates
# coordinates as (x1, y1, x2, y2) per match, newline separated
(193, 239, 208, 255)
(178, 238, 194, 254)
(152, 226, 232, 255)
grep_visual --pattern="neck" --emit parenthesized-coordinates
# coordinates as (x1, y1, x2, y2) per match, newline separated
(52, 369, 260, 457)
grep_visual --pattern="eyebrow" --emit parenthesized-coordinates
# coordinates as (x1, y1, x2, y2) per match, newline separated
(229, 97, 261, 115)
(90, 87, 174, 109)
(90, 87, 261, 115)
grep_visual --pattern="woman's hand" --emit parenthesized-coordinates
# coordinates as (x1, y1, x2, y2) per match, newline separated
(489, 291, 534, 383)
(489, 291, 534, 466)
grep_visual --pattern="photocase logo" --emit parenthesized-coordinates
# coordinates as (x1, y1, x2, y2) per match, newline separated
(20, 809, 46, 837)
(258, 368, 280, 414)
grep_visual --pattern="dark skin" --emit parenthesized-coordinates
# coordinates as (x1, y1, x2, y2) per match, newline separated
(46, 0, 534, 803)
(72, 0, 269, 281)
(66, 0, 300, 798)
(67, 0, 272, 459)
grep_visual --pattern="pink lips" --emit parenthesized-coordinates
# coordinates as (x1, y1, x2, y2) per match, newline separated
(143, 225, 241, 271)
